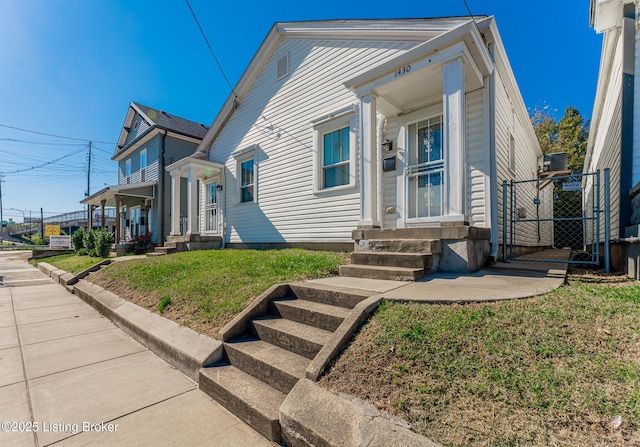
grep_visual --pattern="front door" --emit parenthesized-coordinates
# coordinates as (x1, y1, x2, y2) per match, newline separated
(204, 181, 218, 233)
(406, 114, 444, 221)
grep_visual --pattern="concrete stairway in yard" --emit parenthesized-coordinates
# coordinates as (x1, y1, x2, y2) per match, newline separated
(339, 231, 442, 282)
(148, 234, 222, 256)
(198, 282, 372, 442)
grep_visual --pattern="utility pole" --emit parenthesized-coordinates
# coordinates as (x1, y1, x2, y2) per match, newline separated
(0, 173, 4, 226)
(40, 208, 44, 238)
(87, 142, 92, 228)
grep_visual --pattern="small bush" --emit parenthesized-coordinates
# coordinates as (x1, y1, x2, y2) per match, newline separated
(131, 233, 153, 255)
(93, 229, 114, 258)
(77, 248, 88, 256)
(72, 228, 85, 252)
(83, 230, 96, 252)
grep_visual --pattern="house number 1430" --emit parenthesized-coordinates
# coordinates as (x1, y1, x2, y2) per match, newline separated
(395, 65, 411, 77)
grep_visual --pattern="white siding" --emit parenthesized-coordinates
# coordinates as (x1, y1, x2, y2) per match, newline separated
(494, 70, 547, 248)
(586, 32, 623, 241)
(209, 37, 418, 244)
(465, 89, 486, 227)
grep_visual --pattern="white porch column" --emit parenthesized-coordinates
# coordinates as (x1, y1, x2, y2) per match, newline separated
(170, 173, 181, 236)
(358, 93, 380, 228)
(443, 56, 466, 219)
(186, 169, 199, 235)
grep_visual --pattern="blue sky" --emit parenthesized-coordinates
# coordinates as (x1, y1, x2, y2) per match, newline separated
(0, 0, 601, 222)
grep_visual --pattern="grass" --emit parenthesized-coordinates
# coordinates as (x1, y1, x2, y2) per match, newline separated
(320, 277, 640, 446)
(88, 248, 347, 337)
(32, 253, 108, 273)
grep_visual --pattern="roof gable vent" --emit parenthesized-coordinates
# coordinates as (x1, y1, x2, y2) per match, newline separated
(276, 53, 289, 80)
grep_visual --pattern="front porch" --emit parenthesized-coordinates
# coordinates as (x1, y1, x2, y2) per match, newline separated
(81, 181, 156, 246)
(156, 157, 225, 255)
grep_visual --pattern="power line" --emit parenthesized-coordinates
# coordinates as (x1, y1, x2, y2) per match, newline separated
(184, 0, 237, 97)
(462, 0, 475, 20)
(0, 123, 115, 144)
(2, 147, 87, 175)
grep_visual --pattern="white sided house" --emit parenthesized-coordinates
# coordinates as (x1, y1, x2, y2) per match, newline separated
(587, 0, 640, 276)
(165, 17, 544, 276)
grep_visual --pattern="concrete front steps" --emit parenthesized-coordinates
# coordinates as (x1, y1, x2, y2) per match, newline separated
(148, 234, 222, 256)
(340, 225, 492, 280)
(198, 283, 371, 442)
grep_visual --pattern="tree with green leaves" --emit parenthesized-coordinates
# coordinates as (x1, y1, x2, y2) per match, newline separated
(531, 106, 589, 173)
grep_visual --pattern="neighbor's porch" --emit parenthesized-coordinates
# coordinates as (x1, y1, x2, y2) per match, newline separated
(163, 157, 225, 250)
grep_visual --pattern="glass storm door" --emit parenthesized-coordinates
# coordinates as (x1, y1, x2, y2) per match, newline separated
(406, 115, 444, 219)
(204, 182, 218, 233)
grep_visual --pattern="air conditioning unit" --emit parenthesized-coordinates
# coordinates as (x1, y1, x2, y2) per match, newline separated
(544, 152, 568, 172)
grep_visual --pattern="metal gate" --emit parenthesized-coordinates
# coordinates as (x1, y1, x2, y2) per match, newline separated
(502, 169, 610, 270)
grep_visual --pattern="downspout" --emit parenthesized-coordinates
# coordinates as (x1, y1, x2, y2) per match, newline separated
(221, 167, 226, 249)
(158, 130, 167, 246)
(377, 113, 385, 229)
(488, 43, 499, 260)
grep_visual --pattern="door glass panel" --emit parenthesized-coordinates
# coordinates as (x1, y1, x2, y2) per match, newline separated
(407, 115, 444, 219)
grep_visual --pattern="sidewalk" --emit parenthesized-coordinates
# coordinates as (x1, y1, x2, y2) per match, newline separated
(0, 252, 271, 447)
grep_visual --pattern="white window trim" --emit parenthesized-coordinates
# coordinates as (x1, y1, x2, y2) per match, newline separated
(125, 159, 131, 184)
(140, 148, 147, 182)
(313, 111, 357, 194)
(233, 147, 258, 205)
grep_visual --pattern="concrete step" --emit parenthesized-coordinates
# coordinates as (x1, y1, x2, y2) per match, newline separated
(288, 283, 372, 309)
(199, 363, 285, 442)
(145, 252, 165, 257)
(250, 316, 332, 360)
(224, 336, 309, 394)
(271, 298, 350, 332)
(355, 239, 442, 254)
(350, 251, 433, 269)
(339, 264, 425, 281)
(152, 246, 177, 255)
(353, 226, 490, 242)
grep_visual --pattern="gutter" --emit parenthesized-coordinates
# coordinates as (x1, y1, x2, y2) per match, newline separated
(158, 130, 167, 246)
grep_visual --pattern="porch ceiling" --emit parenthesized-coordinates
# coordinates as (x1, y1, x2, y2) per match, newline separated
(81, 181, 156, 207)
(374, 64, 444, 116)
(166, 156, 225, 179)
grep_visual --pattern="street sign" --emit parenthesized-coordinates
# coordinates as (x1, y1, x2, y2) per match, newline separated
(562, 181, 581, 192)
(45, 225, 61, 236)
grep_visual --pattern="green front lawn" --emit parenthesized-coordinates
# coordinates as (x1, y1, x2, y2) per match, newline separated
(320, 277, 640, 446)
(32, 253, 109, 273)
(88, 248, 347, 337)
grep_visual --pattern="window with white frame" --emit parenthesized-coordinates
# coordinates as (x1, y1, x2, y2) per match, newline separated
(140, 149, 147, 182)
(233, 145, 258, 204)
(240, 159, 254, 203)
(125, 159, 131, 184)
(313, 111, 355, 192)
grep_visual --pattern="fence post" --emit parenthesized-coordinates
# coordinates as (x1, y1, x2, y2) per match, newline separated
(502, 180, 508, 262)
(603, 168, 611, 273)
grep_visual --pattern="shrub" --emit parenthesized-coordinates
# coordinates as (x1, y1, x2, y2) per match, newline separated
(131, 233, 153, 255)
(93, 229, 115, 258)
(83, 230, 96, 252)
(77, 248, 88, 256)
(72, 228, 85, 252)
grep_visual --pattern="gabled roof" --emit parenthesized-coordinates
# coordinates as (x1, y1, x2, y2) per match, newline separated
(114, 102, 209, 160)
(194, 17, 487, 156)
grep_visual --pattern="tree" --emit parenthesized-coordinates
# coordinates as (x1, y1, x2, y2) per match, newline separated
(531, 106, 589, 173)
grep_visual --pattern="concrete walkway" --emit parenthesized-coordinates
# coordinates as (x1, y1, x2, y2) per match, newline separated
(0, 252, 271, 447)
(309, 256, 568, 302)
